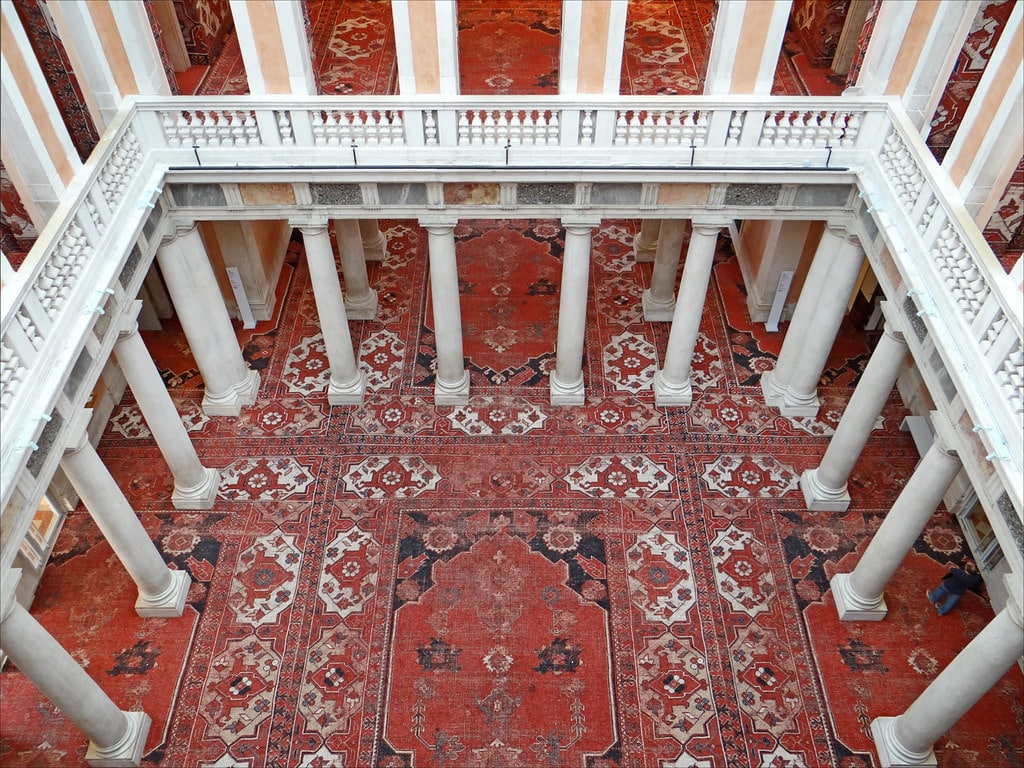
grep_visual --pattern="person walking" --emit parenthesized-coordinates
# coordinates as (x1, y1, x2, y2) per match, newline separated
(927, 562, 981, 615)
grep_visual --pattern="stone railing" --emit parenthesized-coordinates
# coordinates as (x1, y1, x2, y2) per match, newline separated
(2, 95, 1020, 564)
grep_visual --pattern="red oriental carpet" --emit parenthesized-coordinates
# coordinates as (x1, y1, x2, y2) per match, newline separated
(2, 220, 1022, 768)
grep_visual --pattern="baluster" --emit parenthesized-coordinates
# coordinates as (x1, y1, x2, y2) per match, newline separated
(627, 112, 641, 146)
(760, 112, 777, 147)
(365, 111, 380, 147)
(641, 111, 656, 146)
(727, 111, 743, 147)
(695, 111, 709, 146)
(313, 110, 327, 146)
(243, 111, 259, 146)
(424, 110, 438, 145)
(615, 112, 628, 145)
(163, 112, 181, 147)
(390, 112, 404, 145)
(774, 112, 790, 148)
(458, 111, 470, 145)
(217, 112, 233, 146)
(580, 110, 594, 146)
(277, 111, 294, 145)
(509, 111, 523, 146)
(522, 111, 538, 145)
(547, 112, 559, 146)
(814, 112, 831, 148)
(841, 112, 860, 148)
(794, 111, 811, 148)
(483, 110, 497, 146)
(470, 111, 484, 145)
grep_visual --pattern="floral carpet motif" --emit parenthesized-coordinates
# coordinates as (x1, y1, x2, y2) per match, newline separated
(2, 217, 1021, 768)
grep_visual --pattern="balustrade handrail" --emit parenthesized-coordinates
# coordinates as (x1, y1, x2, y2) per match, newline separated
(2, 95, 1021, 544)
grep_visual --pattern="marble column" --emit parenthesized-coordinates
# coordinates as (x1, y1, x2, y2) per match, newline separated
(642, 219, 688, 321)
(60, 415, 191, 617)
(652, 222, 722, 406)
(156, 224, 260, 416)
(550, 221, 598, 405)
(359, 219, 388, 261)
(423, 220, 469, 405)
(831, 415, 961, 621)
(299, 223, 366, 405)
(871, 577, 1024, 767)
(113, 304, 220, 509)
(761, 223, 864, 417)
(0, 571, 151, 767)
(801, 304, 908, 510)
(332, 219, 379, 319)
(633, 219, 661, 263)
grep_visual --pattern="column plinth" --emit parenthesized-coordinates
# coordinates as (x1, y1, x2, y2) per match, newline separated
(549, 370, 585, 406)
(435, 368, 471, 406)
(800, 467, 852, 511)
(359, 219, 388, 261)
(652, 369, 693, 406)
(633, 219, 661, 262)
(831, 571, 888, 620)
(170, 466, 221, 510)
(642, 288, 676, 321)
(200, 370, 261, 417)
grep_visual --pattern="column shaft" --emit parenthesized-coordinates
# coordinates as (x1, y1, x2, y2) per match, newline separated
(871, 597, 1024, 767)
(550, 223, 595, 405)
(653, 223, 721, 406)
(831, 432, 961, 620)
(424, 223, 469, 404)
(642, 219, 687, 321)
(114, 315, 220, 509)
(301, 225, 366, 405)
(1, 588, 150, 766)
(801, 311, 908, 510)
(156, 225, 260, 416)
(761, 224, 864, 416)
(61, 430, 190, 617)
(333, 219, 379, 319)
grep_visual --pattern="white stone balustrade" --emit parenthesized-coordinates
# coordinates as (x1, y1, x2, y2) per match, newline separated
(2, 94, 1021, 587)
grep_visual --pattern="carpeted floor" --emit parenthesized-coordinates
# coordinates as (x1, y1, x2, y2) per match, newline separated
(1, 220, 1021, 767)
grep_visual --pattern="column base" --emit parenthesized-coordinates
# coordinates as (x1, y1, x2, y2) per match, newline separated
(362, 234, 388, 261)
(201, 369, 260, 416)
(85, 710, 151, 767)
(549, 371, 585, 406)
(800, 468, 851, 512)
(760, 371, 820, 417)
(653, 370, 693, 407)
(831, 572, 888, 621)
(171, 466, 220, 510)
(642, 289, 676, 322)
(135, 569, 191, 618)
(344, 289, 379, 320)
(434, 370, 470, 406)
(633, 240, 657, 263)
(328, 371, 367, 405)
(871, 717, 937, 768)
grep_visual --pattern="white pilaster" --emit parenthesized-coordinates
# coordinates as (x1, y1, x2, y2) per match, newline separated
(652, 222, 723, 406)
(60, 413, 191, 617)
(830, 414, 962, 621)
(359, 219, 389, 261)
(422, 220, 469, 404)
(703, 0, 792, 95)
(155, 225, 260, 416)
(633, 219, 661, 263)
(48, 0, 171, 130)
(560, 0, 628, 95)
(299, 223, 366, 405)
(801, 304, 908, 510)
(114, 304, 220, 509)
(761, 223, 864, 417)
(391, 0, 460, 96)
(229, 0, 315, 95)
(846, 0, 981, 134)
(333, 219, 379, 320)
(642, 219, 688, 321)
(0, 2, 81, 228)
(550, 221, 599, 406)
(943, 1, 1023, 223)
(0, 570, 152, 767)
(870, 576, 1024, 767)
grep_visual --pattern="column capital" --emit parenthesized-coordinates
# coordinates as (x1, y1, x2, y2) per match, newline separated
(928, 410, 961, 457)
(879, 300, 907, 343)
(419, 218, 459, 234)
(824, 220, 860, 245)
(560, 217, 602, 233)
(1, 568, 22, 623)
(62, 409, 95, 456)
(1004, 573, 1024, 629)
(689, 220, 728, 236)
(291, 218, 330, 235)
(117, 300, 144, 341)
(161, 221, 199, 247)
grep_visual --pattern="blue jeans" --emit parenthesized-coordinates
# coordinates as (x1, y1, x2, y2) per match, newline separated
(928, 581, 962, 615)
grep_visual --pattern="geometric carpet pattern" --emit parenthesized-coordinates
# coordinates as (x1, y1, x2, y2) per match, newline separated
(2, 219, 1021, 767)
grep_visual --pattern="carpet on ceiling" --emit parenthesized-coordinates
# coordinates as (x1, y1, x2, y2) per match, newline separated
(2, 219, 1021, 768)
